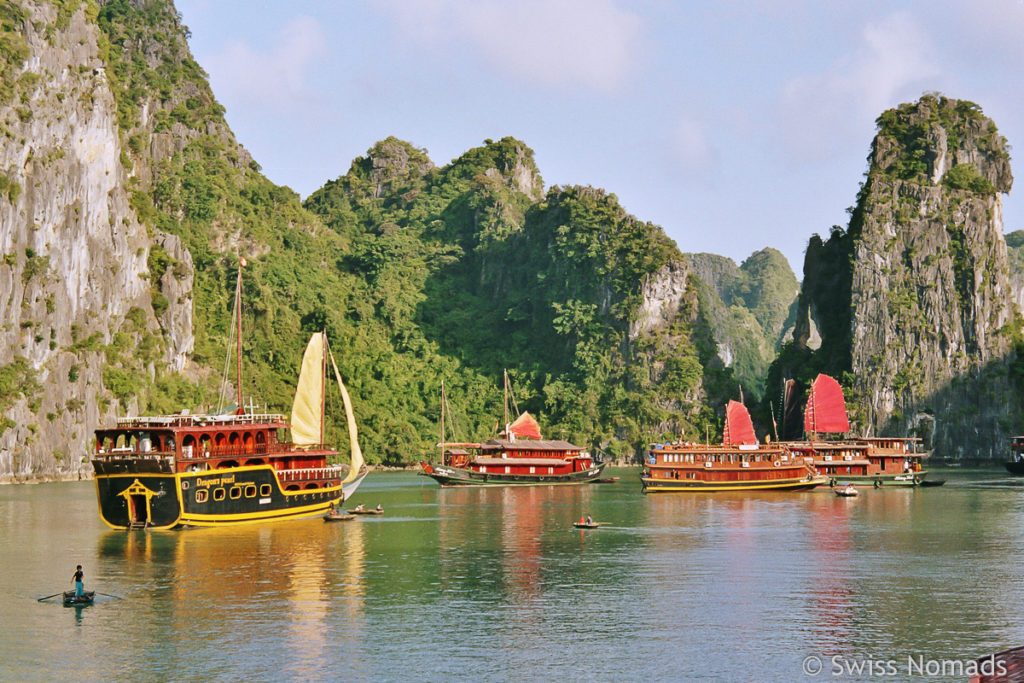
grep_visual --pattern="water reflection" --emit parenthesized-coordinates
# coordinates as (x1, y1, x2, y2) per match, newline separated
(13, 471, 1024, 680)
(95, 517, 368, 678)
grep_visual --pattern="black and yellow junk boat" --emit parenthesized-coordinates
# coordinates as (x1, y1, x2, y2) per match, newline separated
(92, 332, 366, 529)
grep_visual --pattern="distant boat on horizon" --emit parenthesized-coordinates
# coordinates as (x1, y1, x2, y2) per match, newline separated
(418, 371, 604, 487)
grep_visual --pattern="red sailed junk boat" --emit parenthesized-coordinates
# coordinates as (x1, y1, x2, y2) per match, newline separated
(641, 400, 826, 493)
(784, 374, 930, 487)
(419, 377, 604, 487)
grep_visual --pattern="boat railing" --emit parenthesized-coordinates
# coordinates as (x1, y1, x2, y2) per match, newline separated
(115, 413, 288, 428)
(178, 444, 274, 459)
(278, 465, 345, 482)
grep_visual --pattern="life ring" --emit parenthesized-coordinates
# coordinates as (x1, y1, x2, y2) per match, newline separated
(773, 461, 780, 467)
(873, 479, 881, 489)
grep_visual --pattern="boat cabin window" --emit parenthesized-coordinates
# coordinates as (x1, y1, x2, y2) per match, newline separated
(229, 486, 242, 500)
(259, 484, 272, 497)
(195, 490, 208, 504)
(213, 488, 225, 501)
(244, 484, 257, 498)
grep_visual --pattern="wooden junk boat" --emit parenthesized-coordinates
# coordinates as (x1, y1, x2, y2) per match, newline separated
(641, 400, 826, 493)
(91, 264, 366, 529)
(782, 374, 930, 487)
(419, 374, 604, 487)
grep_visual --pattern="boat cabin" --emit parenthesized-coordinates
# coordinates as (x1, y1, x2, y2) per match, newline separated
(645, 443, 815, 483)
(92, 412, 342, 490)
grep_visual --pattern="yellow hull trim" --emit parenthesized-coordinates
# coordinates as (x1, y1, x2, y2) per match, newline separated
(94, 464, 347, 529)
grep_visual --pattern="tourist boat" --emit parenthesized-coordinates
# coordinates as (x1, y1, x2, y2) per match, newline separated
(418, 374, 604, 487)
(640, 400, 826, 492)
(91, 263, 367, 529)
(1004, 436, 1024, 475)
(782, 374, 930, 487)
(63, 591, 95, 606)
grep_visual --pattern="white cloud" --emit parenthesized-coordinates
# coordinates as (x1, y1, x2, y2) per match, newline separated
(373, 0, 643, 92)
(777, 12, 940, 163)
(203, 15, 327, 113)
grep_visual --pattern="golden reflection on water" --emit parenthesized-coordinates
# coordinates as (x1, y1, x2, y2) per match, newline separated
(96, 515, 367, 678)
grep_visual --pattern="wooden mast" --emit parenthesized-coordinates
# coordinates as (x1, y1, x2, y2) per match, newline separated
(503, 369, 509, 435)
(320, 330, 327, 447)
(440, 380, 445, 461)
(235, 256, 244, 414)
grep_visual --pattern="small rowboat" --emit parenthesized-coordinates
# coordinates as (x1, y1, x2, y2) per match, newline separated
(573, 521, 601, 529)
(834, 484, 858, 497)
(63, 591, 95, 606)
(918, 479, 946, 487)
(347, 508, 383, 515)
(594, 477, 620, 484)
(323, 512, 356, 522)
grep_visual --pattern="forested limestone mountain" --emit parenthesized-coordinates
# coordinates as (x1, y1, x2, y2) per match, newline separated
(4, 4, 1019, 480)
(767, 95, 1020, 459)
(0, 0, 758, 479)
(686, 249, 798, 402)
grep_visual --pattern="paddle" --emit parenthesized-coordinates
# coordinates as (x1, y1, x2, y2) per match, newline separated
(36, 592, 63, 602)
(94, 592, 121, 600)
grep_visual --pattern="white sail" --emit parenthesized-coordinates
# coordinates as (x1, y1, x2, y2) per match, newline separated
(291, 332, 325, 447)
(328, 347, 365, 484)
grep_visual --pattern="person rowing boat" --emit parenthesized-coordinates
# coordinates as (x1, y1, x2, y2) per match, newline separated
(72, 565, 85, 598)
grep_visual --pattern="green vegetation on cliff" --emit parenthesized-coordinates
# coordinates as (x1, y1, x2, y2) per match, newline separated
(91, 1, 735, 463)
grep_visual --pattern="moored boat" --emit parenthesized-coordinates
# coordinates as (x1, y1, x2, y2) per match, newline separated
(641, 400, 826, 493)
(782, 374, 930, 487)
(419, 373, 604, 487)
(91, 262, 367, 529)
(323, 512, 356, 522)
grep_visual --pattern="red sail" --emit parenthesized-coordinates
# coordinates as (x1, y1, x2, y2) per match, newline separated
(508, 412, 542, 439)
(723, 400, 757, 446)
(804, 374, 850, 434)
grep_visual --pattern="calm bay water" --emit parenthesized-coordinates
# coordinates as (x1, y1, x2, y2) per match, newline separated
(4, 468, 1024, 681)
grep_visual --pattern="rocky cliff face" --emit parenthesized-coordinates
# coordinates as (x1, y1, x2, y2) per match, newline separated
(0, 1, 194, 481)
(788, 95, 1017, 459)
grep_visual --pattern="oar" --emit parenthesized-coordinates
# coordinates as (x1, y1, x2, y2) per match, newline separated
(94, 592, 121, 600)
(36, 592, 63, 602)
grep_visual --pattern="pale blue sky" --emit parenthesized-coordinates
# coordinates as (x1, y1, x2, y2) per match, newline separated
(176, 0, 1024, 273)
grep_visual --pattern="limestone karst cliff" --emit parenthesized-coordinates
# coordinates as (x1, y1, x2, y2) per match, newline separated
(0, 0, 193, 481)
(776, 95, 1018, 459)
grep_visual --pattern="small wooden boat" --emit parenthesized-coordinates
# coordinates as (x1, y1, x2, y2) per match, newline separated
(323, 512, 356, 522)
(573, 520, 601, 529)
(63, 590, 95, 606)
(918, 479, 946, 487)
(347, 508, 383, 515)
(594, 477, 619, 483)
(834, 483, 858, 497)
